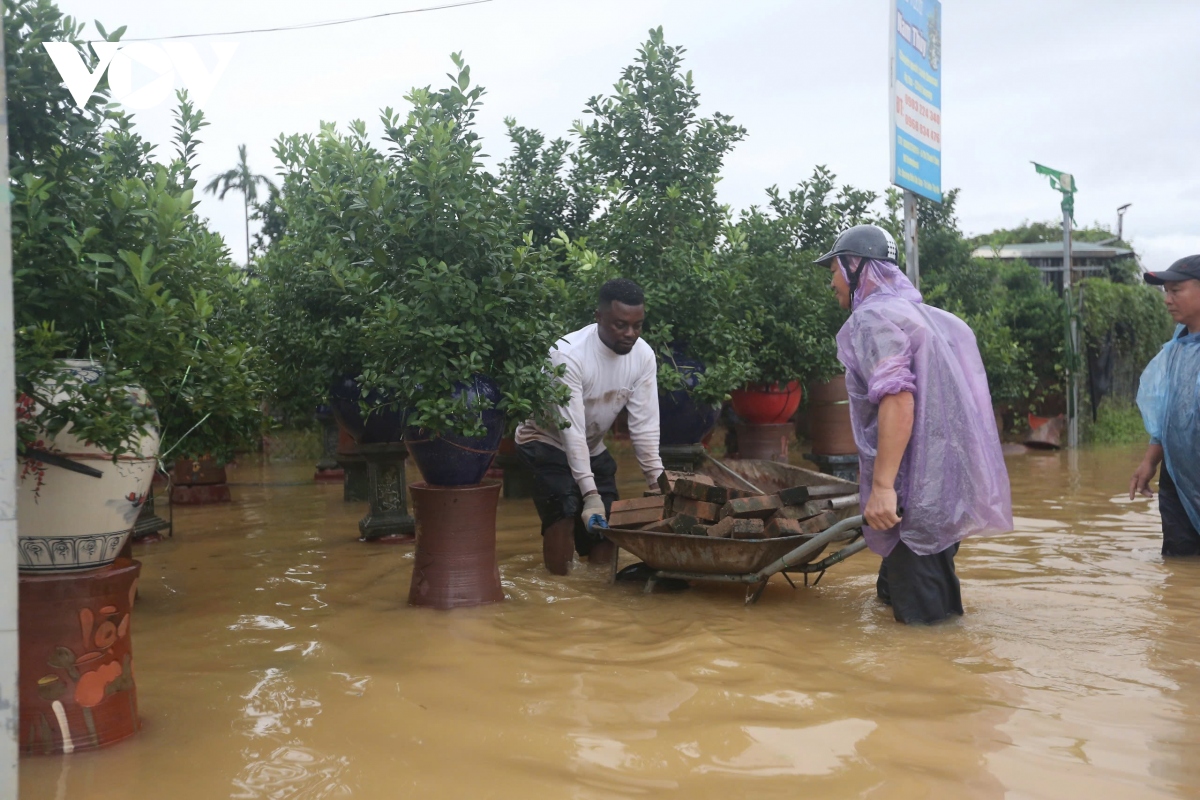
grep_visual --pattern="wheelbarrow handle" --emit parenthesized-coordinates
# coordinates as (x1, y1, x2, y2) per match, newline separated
(751, 514, 864, 581)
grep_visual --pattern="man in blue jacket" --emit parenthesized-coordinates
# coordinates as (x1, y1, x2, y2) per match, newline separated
(1130, 255, 1200, 555)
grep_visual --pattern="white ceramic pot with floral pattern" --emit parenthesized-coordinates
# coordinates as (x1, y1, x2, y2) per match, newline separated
(17, 360, 160, 574)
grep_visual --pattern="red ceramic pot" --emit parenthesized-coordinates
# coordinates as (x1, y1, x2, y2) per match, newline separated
(730, 382, 803, 425)
(20, 559, 141, 755)
(408, 481, 504, 610)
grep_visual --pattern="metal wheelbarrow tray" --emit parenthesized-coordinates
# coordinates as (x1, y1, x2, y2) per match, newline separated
(605, 458, 867, 603)
(605, 514, 867, 604)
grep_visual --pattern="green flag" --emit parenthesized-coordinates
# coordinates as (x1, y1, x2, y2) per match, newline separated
(1032, 162, 1077, 193)
(1032, 162, 1076, 221)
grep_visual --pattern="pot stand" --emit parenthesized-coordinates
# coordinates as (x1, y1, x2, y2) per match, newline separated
(19, 558, 142, 755)
(336, 454, 369, 502)
(131, 483, 171, 542)
(733, 422, 791, 462)
(660, 444, 708, 473)
(408, 481, 504, 609)
(314, 412, 344, 481)
(357, 443, 416, 542)
(804, 452, 860, 483)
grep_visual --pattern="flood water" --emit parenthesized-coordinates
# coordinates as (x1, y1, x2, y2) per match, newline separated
(19, 443, 1200, 799)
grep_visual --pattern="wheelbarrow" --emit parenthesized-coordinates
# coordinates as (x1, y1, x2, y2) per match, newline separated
(604, 514, 867, 604)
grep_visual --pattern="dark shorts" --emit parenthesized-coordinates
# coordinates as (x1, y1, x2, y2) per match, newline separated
(1160, 466, 1200, 557)
(876, 540, 963, 624)
(517, 441, 620, 557)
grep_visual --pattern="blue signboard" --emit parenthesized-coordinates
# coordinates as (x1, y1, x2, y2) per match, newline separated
(889, 0, 942, 202)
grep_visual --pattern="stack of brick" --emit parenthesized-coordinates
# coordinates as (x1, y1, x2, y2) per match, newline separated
(605, 472, 858, 541)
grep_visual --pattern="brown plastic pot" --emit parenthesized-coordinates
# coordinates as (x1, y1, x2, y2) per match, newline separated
(806, 375, 857, 456)
(19, 558, 141, 755)
(732, 422, 791, 462)
(408, 481, 504, 610)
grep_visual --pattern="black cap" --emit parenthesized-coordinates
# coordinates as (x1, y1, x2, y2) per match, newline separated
(1145, 254, 1200, 285)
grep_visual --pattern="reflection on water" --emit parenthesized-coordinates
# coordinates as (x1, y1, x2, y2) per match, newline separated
(19, 444, 1200, 798)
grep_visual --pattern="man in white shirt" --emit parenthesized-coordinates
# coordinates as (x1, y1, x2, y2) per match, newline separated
(516, 278, 664, 575)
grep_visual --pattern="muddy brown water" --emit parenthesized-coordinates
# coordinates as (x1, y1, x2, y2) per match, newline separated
(19, 444, 1200, 798)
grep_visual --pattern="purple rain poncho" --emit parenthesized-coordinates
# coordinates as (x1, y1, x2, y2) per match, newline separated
(1137, 324, 1200, 531)
(835, 258, 1013, 557)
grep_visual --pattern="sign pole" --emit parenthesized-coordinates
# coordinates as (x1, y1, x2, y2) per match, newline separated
(1032, 162, 1080, 449)
(903, 189, 919, 290)
(1063, 204, 1079, 449)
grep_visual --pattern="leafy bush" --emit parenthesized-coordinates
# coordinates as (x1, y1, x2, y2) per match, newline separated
(725, 167, 876, 386)
(261, 56, 570, 437)
(8, 0, 263, 461)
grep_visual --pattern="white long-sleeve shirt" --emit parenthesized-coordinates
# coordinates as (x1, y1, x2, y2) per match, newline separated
(515, 324, 663, 495)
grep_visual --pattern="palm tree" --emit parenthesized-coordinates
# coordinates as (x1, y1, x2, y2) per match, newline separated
(205, 145, 276, 266)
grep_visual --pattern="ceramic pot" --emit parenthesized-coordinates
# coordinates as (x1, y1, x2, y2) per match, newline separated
(807, 374, 857, 456)
(730, 381, 803, 425)
(406, 375, 504, 487)
(659, 353, 720, 446)
(329, 376, 406, 444)
(17, 361, 159, 574)
(408, 481, 504, 609)
(19, 558, 141, 754)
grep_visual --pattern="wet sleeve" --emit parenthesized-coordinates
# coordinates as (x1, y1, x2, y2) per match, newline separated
(850, 311, 917, 405)
(557, 356, 597, 495)
(1136, 345, 1171, 446)
(625, 353, 664, 486)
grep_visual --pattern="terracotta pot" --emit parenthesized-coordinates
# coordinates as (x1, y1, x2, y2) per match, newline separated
(17, 360, 159, 574)
(807, 374, 857, 456)
(408, 481, 504, 610)
(732, 422, 791, 462)
(171, 456, 226, 486)
(730, 382, 803, 425)
(20, 558, 141, 754)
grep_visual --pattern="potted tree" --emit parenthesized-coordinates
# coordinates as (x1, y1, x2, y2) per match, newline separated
(501, 29, 756, 470)
(265, 56, 569, 606)
(723, 169, 874, 461)
(12, 60, 262, 557)
(8, 2, 262, 754)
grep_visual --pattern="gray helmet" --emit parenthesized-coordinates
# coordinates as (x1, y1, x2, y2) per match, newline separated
(814, 224, 899, 267)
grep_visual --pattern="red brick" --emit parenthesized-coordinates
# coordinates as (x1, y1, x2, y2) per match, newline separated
(609, 507, 662, 528)
(610, 495, 666, 514)
(730, 518, 767, 540)
(774, 499, 832, 520)
(642, 516, 677, 533)
(670, 497, 722, 522)
(720, 494, 782, 520)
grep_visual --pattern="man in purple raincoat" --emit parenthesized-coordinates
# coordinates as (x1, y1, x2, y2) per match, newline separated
(816, 225, 1012, 624)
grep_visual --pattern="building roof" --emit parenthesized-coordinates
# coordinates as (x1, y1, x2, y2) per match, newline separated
(971, 241, 1134, 261)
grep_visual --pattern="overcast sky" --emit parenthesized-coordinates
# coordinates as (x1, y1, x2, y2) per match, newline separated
(55, 0, 1200, 270)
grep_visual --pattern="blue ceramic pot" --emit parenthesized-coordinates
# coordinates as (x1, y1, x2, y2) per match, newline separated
(659, 353, 720, 446)
(406, 375, 504, 487)
(328, 376, 406, 444)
